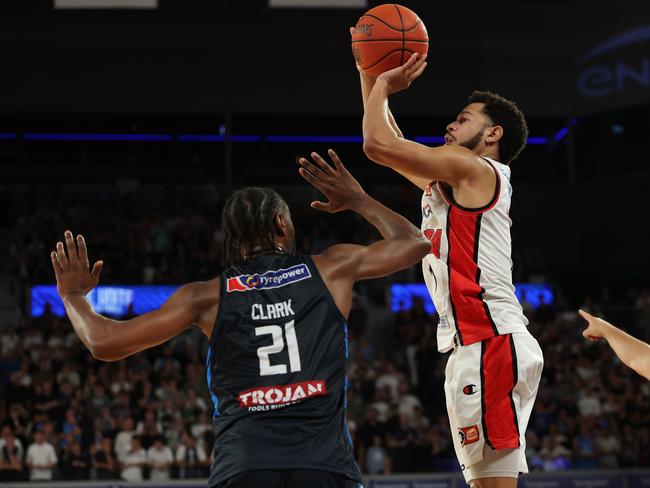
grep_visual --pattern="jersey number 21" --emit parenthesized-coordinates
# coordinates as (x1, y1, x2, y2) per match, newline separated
(255, 321, 302, 376)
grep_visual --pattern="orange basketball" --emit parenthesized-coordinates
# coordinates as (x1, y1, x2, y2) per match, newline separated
(351, 4, 428, 77)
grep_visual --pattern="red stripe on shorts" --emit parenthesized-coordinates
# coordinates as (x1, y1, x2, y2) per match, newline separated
(480, 334, 520, 450)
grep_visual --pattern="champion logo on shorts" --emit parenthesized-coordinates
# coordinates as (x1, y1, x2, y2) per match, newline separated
(463, 384, 478, 395)
(226, 264, 311, 293)
(458, 425, 480, 447)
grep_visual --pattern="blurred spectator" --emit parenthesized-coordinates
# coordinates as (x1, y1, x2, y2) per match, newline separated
(92, 437, 117, 480)
(62, 440, 90, 480)
(147, 437, 174, 481)
(0, 427, 24, 481)
(181, 387, 208, 421)
(365, 435, 390, 475)
(191, 411, 213, 440)
(595, 426, 621, 469)
(387, 413, 417, 472)
(539, 434, 572, 471)
(0, 425, 23, 455)
(120, 436, 147, 481)
(397, 380, 422, 425)
(175, 432, 207, 478)
(375, 360, 401, 403)
(135, 409, 163, 448)
(577, 386, 603, 417)
(573, 425, 597, 469)
(114, 417, 135, 463)
(25, 431, 57, 481)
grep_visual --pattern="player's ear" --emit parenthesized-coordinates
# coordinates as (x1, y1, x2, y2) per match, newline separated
(274, 212, 288, 237)
(486, 125, 503, 144)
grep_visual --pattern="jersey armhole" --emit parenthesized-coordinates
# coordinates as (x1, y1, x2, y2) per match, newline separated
(303, 254, 348, 325)
(436, 158, 501, 213)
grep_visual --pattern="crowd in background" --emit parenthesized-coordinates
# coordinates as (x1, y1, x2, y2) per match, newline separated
(2, 182, 649, 481)
(1, 286, 649, 481)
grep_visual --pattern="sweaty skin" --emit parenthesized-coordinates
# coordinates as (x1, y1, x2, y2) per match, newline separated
(51, 149, 429, 362)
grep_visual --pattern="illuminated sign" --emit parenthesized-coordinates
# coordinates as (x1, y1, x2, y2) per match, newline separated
(31, 285, 178, 318)
(577, 25, 650, 98)
(390, 283, 553, 315)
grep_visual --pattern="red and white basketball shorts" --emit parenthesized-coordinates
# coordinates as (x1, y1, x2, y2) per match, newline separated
(444, 332, 543, 483)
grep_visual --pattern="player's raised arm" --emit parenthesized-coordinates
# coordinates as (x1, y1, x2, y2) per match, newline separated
(50, 231, 217, 362)
(579, 309, 650, 380)
(361, 53, 488, 188)
(350, 28, 432, 190)
(298, 149, 429, 283)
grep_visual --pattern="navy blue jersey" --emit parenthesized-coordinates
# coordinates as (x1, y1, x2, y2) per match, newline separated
(205, 253, 362, 487)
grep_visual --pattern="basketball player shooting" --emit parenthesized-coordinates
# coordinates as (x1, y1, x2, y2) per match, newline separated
(355, 45, 544, 487)
(50, 150, 429, 488)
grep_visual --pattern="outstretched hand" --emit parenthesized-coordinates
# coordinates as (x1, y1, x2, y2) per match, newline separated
(51, 230, 103, 299)
(298, 149, 366, 213)
(578, 309, 610, 341)
(377, 52, 427, 95)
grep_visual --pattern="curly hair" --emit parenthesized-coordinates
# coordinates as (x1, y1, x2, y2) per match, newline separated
(468, 90, 528, 164)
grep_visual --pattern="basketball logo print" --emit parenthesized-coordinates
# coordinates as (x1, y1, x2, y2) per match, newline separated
(458, 425, 480, 447)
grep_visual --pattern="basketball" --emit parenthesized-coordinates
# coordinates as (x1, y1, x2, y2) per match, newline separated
(351, 4, 428, 77)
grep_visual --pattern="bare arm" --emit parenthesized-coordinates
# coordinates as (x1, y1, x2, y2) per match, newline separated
(315, 195, 429, 282)
(579, 309, 650, 380)
(361, 53, 489, 187)
(298, 150, 429, 315)
(356, 64, 432, 190)
(349, 28, 432, 190)
(50, 231, 218, 362)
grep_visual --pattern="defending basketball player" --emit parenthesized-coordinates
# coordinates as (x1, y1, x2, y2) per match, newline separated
(354, 47, 544, 487)
(50, 150, 429, 488)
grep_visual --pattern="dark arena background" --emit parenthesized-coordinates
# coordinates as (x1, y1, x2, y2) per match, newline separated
(1, 1, 649, 487)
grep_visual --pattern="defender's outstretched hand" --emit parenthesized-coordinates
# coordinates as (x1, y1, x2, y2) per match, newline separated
(51, 230, 103, 299)
(298, 149, 366, 213)
(377, 52, 428, 95)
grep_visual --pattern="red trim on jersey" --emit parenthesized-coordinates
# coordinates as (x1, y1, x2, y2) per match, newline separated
(447, 208, 498, 345)
(436, 159, 501, 214)
(481, 335, 520, 450)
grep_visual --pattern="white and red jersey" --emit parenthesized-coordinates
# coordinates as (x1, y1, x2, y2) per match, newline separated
(421, 157, 528, 353)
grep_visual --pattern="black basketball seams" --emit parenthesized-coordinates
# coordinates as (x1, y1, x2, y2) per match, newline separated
(362, 48, 404, 70)
(351, 39, 428, 43)
(404, 19, 423, 33)
(392, 4, 405, 64)
(359, 13, 404, 32)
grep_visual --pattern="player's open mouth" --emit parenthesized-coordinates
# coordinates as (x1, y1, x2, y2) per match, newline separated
(444, 134, 454, 144)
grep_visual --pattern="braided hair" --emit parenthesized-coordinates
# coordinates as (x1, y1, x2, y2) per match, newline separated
(221, 187, 289, 268)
